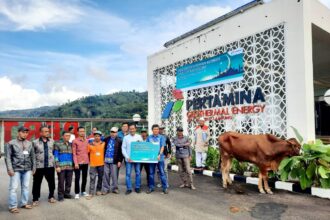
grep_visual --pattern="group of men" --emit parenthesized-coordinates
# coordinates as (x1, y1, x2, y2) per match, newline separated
(4, 118, 210, 214)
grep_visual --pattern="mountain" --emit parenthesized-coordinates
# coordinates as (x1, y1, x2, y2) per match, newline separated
(0, 106, 57, 118)
(0, 91, 148, 119)
(39, 91, 148, 119)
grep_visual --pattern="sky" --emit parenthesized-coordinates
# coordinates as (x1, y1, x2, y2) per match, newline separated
(0, 0, 330, 111)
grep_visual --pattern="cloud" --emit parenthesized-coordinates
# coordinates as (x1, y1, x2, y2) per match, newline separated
(0, 76, 87, 111)
(0, 1, 234, 110)
(319, 0, 330, 8)
(0, 0, 82, 31)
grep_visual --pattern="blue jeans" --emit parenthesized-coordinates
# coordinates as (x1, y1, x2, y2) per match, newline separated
(125, 162, 141, 190)
(149, 160, 167, 190)
(8, 171, 31, 209)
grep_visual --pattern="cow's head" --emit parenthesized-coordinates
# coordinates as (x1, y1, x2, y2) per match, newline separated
(286, 138, 301, 156)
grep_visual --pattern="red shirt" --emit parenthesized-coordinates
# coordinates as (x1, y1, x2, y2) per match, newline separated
(72, 137, 89, 165)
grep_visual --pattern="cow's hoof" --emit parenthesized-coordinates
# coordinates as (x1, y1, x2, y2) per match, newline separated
(266, 189, 273, 195)
(259, 189, 266, 194)
(223, 184, 228, 189)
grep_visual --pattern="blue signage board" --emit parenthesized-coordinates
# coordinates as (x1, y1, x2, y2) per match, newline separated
(130, 142, 159, 163)
(176, 48, 244, 90)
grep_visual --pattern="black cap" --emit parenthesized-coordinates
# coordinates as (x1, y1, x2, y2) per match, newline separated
(177, 127, 183, 132)
(18, 126, 29, 132)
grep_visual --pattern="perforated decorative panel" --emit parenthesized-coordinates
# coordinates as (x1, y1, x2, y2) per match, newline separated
(153, 24, 286, 146)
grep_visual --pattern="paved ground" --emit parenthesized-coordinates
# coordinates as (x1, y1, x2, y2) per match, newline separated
(0, 159, 329, 220)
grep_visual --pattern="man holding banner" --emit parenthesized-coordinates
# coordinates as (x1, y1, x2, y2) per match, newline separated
(121, 123, 143, 195)
(146, 124, 168, 195)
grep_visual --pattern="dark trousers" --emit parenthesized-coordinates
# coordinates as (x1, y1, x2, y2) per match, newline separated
(32, 167, 55, 201)
(140, 163, 150, 186)
(89, 166, 104, 195)
(57, 170, 73, 199)
(74, 164, 88, 194)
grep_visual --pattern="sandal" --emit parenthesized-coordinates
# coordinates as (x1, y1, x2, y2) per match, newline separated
(9, 208, 19, 214)
(48, 198, 57, 203)
(86, 195, 93, 200)
(32, 201, 39, 206)
(21, 204, 33, 209)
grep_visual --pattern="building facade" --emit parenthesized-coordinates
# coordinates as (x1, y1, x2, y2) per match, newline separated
(148, 0, 330, 145)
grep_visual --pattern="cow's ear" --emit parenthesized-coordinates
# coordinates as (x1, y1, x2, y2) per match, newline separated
(267, 134, 281, 142)
(287, 138, 297, 146)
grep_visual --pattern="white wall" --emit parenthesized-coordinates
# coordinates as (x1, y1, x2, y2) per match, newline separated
(148, 0, 328, 141)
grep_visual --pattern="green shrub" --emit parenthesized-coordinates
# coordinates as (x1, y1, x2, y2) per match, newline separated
(279, 128, 330, 189)
(205, 147, 220, 171)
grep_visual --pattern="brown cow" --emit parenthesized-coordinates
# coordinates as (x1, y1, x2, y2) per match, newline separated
(218, 132, 301, 194)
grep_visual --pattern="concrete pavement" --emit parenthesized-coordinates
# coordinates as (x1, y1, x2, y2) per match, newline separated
(0, 159, 329, 220)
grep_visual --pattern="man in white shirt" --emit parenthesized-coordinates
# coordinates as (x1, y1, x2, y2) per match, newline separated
(121, 123, 143, 195)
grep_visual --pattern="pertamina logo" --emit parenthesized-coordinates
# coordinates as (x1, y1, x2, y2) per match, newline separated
(161, 89, 184, 119)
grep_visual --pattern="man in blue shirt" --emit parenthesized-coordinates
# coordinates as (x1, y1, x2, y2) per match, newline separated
(117, 122, 129, 141)
(146, 124, 168, 194)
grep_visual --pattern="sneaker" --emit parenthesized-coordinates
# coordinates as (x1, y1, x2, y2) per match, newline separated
(162, 189, 169, 194)
(135, 188, 141, 193)
(125, 190, 132, 195)
(190, 185, 196, 190)
(75, 194, 80, 199)
(81, 192, 89, 197)
(112, 189, 119, 194)
(146, 189, 154, 194)
(156, 183, 162, 188)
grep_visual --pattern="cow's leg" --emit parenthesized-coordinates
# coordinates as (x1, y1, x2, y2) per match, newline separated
(262, 172, 273, 194)
(226, 157, 233, 186)
(221, 151, 229, 188)
(258, 172, 266, 194)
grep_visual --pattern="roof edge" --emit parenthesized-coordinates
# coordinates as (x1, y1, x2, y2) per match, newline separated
(163, 0, 264, 48)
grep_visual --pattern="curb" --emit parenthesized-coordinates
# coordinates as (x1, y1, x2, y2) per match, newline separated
(167, 164, 330, 199)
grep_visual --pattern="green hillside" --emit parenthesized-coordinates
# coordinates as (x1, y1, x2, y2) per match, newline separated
(39, 91, 148, 119)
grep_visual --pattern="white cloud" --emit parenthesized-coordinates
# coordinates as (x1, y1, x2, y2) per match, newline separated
(319, 0, 330, 8)
(0, 1, 233, 110)
(0, 0, 82, 31)
(0, 76, 87, 111)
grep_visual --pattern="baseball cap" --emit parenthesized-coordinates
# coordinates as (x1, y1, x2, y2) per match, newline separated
(159, 125, 165, 129)
(18, 126, 29, 132)
(141, 127, 148, 133)
(93, 130, 103, 136)
(110, 127, 118, 132)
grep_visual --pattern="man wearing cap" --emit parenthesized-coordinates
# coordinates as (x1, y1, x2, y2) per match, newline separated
(32, 125, 56, 206)
(193, 117, 210, 170)
(102, 127, 123, 194)
(173, 127, 195, 190)
(86, 130, 105, 199)
(72, 126, 89, 199)
(159, 125, 172, 188)
(5, 126, 36, 214)
(140, 128, 150, 187)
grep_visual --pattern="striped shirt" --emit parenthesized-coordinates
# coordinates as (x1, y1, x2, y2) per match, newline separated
(54, 141, 74, 170)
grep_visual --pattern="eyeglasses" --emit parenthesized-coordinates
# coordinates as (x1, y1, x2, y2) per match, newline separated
(110, 131, 117, 133)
